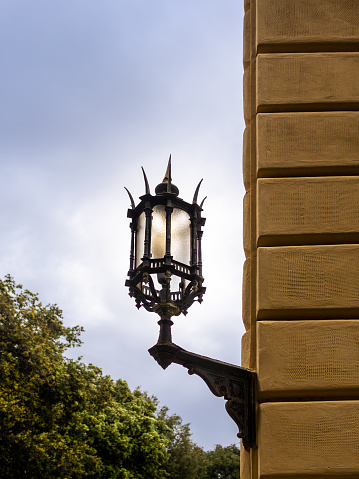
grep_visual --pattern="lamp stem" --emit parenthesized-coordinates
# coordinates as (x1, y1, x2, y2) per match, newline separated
(157, 314, 173, 344)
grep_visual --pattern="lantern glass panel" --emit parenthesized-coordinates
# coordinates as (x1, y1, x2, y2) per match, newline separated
(151, 205, 166, 259)
(136, 212, 145, 267)
(171, 208, 190, 265)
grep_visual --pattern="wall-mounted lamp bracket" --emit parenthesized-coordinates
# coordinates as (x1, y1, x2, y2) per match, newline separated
(148, 342, 256, 450)
(126, 161, 255, 448)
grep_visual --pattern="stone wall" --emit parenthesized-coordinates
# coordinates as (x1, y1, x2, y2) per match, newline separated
(242, 1, 359, 477)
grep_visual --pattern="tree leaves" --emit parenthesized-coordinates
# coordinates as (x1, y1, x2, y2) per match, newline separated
(0, 276, 168, 478)
(0, 275, 240, 478)
(157, 405, 240, 479)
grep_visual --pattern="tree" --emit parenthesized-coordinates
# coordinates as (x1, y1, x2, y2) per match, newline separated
(157, 406, 209, 479)
(0, 275, 169, 478)
(0, 275, 241, 478)
(206, 444, 241, 479)
(156, 406, 241, 479)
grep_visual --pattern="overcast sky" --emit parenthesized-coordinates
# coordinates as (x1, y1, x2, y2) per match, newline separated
(0, 0, 245, 450)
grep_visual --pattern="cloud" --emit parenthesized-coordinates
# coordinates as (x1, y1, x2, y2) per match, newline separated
(0, 0, 245, 450)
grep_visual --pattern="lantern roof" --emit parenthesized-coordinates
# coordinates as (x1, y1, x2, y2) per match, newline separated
(125, 156, 206, 219)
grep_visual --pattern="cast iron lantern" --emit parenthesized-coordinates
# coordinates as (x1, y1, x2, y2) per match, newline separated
(125, 156, 206, 343)
(125, 157, 256, 450)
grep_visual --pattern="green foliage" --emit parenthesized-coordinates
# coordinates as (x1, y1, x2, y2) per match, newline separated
(206, 444, 241, 479)
(0, 275, 168, 478)
(0, 275, 241, 478)
(157, 406, 240, 479)
(157, 406, 208, 478)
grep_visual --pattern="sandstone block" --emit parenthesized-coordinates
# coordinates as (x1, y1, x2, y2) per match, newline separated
(242, 126, 250, 189)
(257, 0, 359, 52)
(243, 66, 251, 122)
(243, 10, 250, 66)
(257, 112, 359, 176)
(257, 53, 359, 111)
(259, 401, 359, 478)
(241, 329, 252, 369)
(257, 320, 359, 400)
(257, 176, 359, 246)
(242, 259, 251, 330)
(240, 443, 251, 479)
(243, 190, 250, 255)
(257, 245, 359, 319)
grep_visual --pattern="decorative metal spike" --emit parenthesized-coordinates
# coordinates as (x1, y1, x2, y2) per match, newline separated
(124, 187, 135, 209)
(141, 167, 150, 194)
(193, 179, 203, 204)
(163, 154, 172, 183)
(163, 155, 172, 193)
(200, 196, 207, 209)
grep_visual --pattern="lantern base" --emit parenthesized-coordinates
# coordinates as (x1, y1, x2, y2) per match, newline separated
(148, 341, 257, 451)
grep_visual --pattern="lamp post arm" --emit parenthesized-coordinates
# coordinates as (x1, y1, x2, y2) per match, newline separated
(148, 341, 256, 450)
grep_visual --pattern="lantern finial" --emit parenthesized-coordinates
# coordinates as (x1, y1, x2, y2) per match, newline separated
(155, 155, 179, 196)
(124, 187, 135, 209)
(141, 167, 150, 195)
(163, 154, 172, 183)
(193, 179, 203, 204)
(200, 196, 207, 209)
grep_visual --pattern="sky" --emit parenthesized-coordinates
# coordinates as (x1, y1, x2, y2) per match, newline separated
(0, 0, 245, 450)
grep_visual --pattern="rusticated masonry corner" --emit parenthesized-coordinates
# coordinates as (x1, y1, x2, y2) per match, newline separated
(241, 1, 359, 478)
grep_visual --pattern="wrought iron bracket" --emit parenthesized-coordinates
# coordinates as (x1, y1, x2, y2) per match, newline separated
(148, 342, 256, 450)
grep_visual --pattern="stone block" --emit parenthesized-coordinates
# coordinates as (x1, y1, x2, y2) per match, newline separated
(257, 176, 359, 246)
(241, 329, 251, 369)
(242, 259, 251, 330)
(243, 190, 250, 255)
(243, 10, 250, 66)
(257, 0, 359, 52)
(257, 245, 359, 319)
(257, 112, 359, 177)
(257, 320, 359, 400)
(240, 443, 251, 479)
(242, 126, 250, 189)
(257, 53, 359, 111)
(243, 66, 251, 122)
(259, 401, 359, 478)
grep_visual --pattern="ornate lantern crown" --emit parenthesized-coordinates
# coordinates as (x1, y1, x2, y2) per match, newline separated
(125, 156, 206, 325)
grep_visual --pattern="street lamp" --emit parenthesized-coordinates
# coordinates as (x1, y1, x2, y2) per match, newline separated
(125, 155, 206, 347)
(125, 157, 256, 450)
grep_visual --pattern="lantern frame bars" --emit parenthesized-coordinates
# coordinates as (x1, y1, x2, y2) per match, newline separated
(124, 157, 256, 450)
(125, 158, 206, 320)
